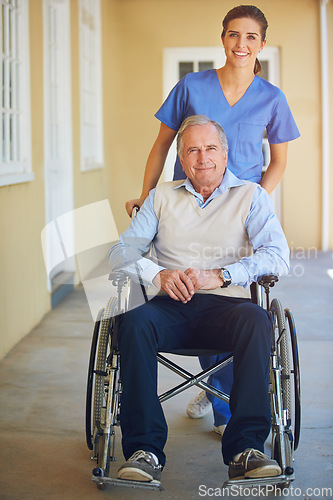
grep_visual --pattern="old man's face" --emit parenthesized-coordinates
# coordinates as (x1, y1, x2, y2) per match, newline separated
(180, 123, 228, 195)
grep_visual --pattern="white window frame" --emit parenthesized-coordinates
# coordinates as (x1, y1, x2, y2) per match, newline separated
(0, 0, 33, 186)
(79, 0, 103, 171)
(258, 46, 280, 87)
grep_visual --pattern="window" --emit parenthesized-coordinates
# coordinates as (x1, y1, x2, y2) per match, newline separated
(79, 0, 103, 171)
(178, 61, 214, 80)
(0, 0, 32, 186)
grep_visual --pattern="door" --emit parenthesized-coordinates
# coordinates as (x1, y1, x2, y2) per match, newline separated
(43, 0, 74, 288)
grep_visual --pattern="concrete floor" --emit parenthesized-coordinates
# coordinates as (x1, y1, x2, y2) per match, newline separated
(0, 252, 333, 499)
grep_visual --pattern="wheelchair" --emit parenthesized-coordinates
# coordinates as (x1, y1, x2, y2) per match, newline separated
(85, 271, 301, 491)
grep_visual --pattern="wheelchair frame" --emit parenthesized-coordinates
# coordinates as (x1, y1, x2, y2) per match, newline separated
(85, 273, 301, 491)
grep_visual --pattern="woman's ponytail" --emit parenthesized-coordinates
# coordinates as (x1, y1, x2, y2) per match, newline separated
(254, 58, 262, 75)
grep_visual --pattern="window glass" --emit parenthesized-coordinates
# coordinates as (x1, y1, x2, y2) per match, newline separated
(198, 61, 214, 72)
(79, 0, 103, 171)
(178, 62, 194, 79)
(0, 0, 32, 185)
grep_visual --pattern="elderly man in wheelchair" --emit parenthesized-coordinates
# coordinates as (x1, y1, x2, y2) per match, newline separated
(101, 115, 294, 487)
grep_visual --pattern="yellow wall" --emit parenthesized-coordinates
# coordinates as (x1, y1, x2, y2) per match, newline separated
(0, 1, 49, 359)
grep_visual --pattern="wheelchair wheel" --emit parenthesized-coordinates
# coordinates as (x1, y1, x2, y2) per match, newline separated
(86, 308, 104, 450)
(85, 298, 118, 456)
(270, 298, 301, 472)
(93, 297, 121, 477)
(93, 297, 118, 432)
(270, 299, 291, 468)
(284, 308, 301, 450)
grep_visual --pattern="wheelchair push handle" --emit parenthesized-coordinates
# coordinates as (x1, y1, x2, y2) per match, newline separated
(131, 205, 140, 218)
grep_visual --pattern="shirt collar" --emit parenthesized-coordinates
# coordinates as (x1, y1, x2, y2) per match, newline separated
(173, 168, 246, 202)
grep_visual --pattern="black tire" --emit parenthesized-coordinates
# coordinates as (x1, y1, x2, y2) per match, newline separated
(284, 308, 301, 450)
(93, 297, 118, 432)
(271, 299, 292, 424)
(85, 308, 104, 450)
(270, 298, 292, 470)
(270, 298, 301, 470)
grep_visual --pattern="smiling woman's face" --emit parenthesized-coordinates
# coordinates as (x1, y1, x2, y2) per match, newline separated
(222, 17, 266, 70)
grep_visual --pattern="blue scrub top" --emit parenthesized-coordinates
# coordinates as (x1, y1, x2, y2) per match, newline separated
(155, 69, 300, 183)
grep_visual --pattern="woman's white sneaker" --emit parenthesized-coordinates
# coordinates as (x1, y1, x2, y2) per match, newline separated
(186, 390, 212, 419)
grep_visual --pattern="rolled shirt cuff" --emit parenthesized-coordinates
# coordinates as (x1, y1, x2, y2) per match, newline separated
(225, 262, 251, 288)
(135, 258, 165, 287)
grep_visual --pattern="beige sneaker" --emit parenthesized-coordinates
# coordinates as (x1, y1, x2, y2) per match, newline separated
(117, 450, 162, 482)
(229, 449, 281, 480)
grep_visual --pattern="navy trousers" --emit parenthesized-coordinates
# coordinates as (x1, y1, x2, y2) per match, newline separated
(117, 293, 272, 467)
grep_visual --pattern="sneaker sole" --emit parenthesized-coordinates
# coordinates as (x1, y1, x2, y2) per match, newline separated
(118, 467, 153, 482)
(186, 411, 211, 419)
(245, 465, 282, 479)
(230, 465, 282, 481)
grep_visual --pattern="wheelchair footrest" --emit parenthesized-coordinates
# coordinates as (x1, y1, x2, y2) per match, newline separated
(92, 475, 163, 490)
(223, 473, 295, 490)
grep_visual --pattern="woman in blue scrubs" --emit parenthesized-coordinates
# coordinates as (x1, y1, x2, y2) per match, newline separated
(125, 5, 300, 434)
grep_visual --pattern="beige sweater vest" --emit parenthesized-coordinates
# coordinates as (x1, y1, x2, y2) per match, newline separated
(152, 180, 257, 298)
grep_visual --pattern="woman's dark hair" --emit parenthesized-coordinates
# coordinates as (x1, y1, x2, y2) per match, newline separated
(222, 5, 268, 75)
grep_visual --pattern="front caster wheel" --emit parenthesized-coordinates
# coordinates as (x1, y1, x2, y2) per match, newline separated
(92, 467, 104, 477)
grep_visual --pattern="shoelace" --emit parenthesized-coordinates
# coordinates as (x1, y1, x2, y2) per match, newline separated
(191, 391, 210, 407)
(130, 450, 161, 469)
(242, 448, 268, 467)
(231, 448, 269, 466)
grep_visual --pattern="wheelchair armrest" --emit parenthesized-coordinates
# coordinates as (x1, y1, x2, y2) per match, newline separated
(258, 274, 279, 288)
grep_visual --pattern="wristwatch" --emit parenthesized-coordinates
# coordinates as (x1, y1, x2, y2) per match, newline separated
(220, 268, 232, 288)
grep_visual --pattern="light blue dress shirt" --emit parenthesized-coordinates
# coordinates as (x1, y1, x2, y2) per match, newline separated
(109, 169, 290, 289)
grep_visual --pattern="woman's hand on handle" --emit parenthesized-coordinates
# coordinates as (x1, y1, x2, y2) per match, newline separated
(125, 198, 145, 217)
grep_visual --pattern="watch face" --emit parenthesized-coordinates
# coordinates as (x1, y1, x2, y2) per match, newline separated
(222, 269, 231, 281)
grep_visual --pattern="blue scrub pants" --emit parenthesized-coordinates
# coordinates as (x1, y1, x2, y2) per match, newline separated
(199, 354, 233, 426)
(117, 293, 272, 467)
